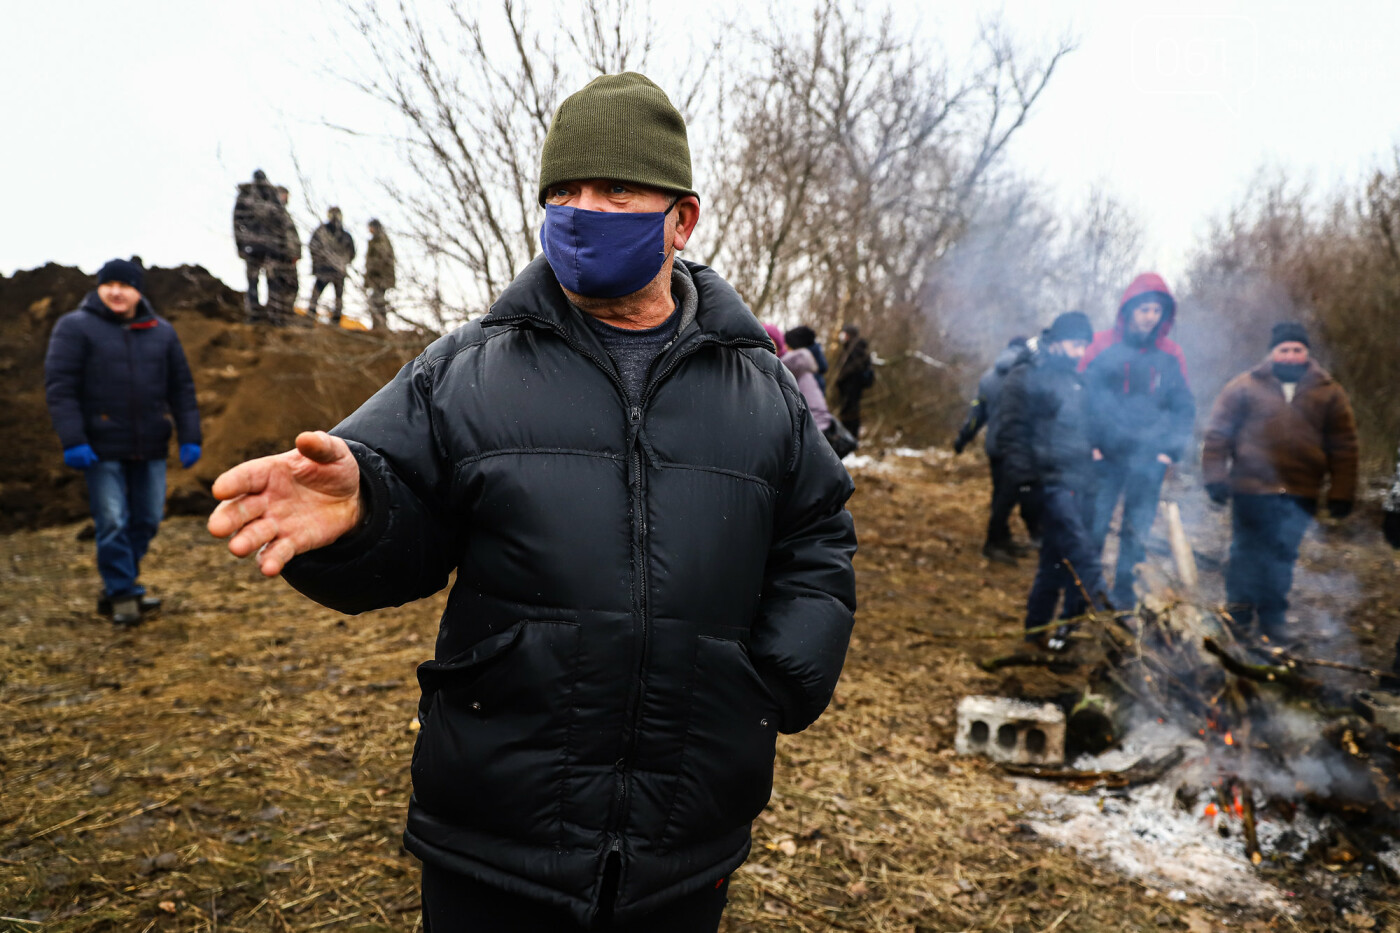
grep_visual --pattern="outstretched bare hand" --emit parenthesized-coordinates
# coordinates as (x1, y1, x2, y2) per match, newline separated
(208, 431, 362, 576)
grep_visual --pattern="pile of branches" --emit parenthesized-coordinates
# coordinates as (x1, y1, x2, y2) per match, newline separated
(986, 567, 1400, 871)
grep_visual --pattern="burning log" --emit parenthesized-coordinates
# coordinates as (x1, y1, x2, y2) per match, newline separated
(1001, 747, 1185, 790)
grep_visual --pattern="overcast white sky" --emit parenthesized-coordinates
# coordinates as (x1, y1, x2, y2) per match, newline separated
(4, 0, 1398, 300)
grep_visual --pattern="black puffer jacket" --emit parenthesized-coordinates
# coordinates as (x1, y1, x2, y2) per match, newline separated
(956, 343, 1030, 458)
(998, 350, 1094, 491)
(44, 293, 201, 460)
(282, 257, 857, 925)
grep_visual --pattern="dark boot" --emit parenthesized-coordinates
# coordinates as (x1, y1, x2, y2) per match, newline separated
(98, 593, 162, 616)
(111, 595, 141, 627)
(982, 542, 1018, 566)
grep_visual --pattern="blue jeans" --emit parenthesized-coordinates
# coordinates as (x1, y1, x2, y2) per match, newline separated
(1091, 454, 1168, 608)
(85, 459, 166, 598)
(1226, 493, 1314, 637)
(1026, 483, 1108, 632)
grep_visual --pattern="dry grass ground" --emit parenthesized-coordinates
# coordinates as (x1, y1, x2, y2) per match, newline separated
(3, 453, 1397, 932)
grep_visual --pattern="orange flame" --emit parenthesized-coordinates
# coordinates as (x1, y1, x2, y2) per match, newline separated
(1223, 732, 1235, 746)
(1203, 803, 1218, 818)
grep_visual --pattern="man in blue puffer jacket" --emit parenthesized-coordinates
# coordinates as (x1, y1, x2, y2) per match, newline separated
(44, 258, 202, 626)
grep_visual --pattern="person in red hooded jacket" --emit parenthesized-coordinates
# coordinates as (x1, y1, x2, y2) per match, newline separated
(1080, 273, 1195, 609)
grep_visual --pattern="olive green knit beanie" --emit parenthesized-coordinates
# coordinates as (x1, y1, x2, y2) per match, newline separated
(537, 72, 695, 205)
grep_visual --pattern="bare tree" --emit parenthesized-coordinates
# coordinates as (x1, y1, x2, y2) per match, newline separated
(701, 2, 1074, 347)
(1051, 183, 1146, 321)
(333, 0, 663, 329)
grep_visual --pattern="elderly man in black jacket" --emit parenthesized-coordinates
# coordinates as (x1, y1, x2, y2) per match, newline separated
(45, 259, 202, 626)
(999, 312, 1110, 650)
(208, 73, 857, 932)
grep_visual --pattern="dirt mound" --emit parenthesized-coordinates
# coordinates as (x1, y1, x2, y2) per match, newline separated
(0, 263, 420, 532)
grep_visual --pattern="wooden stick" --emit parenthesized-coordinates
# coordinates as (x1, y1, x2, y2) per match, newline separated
(1164, 501, 1199, 592)
(1238, 781, 1260, 864)
(1267, 649, 1394, 681)
(1201, 637, 1323, 696)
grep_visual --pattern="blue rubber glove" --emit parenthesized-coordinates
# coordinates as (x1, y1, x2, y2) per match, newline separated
(179, 444, 202, 469)
(63, 444, 99, 470)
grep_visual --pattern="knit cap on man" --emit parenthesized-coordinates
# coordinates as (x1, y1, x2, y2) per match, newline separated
(1044, 311, 1094, 344)
(537, 73, 694, 205)
(97, 258, 144, 292)
(1270, 321, 1310, 348)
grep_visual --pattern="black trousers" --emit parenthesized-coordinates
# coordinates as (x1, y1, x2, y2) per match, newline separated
(421, 862, 729, 933)
(1026, 483, 1107, 632)
(986, 455, 1042, 547)
(309, 276, 345, 320)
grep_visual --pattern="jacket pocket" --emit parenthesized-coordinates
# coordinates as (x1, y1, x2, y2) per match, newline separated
(663, 635, 782, 848)
(411, 620, 581, 844)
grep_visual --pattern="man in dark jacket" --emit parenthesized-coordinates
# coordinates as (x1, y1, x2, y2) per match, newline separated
(1202, 322, 1357, 642)
(954, 336, 1040, 563)
(44, 259, 202, 626)
(364, 218, 396, 329)
(833, 323, 873, 439)
(232, 169, 293, 323)
(207, 72, 856, 931)
(1000, 312, 1110, 649)
(308, 206, 356, 324)
(1081, 273, 1195, 608)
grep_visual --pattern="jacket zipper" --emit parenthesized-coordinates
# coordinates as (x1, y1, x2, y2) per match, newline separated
(483, 311, 769, 898)
(486, 311, 643, 847)
(125, 326, 141, 456)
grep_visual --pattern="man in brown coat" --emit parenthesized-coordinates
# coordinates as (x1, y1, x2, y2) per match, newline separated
(1201, 322, 1358, 641)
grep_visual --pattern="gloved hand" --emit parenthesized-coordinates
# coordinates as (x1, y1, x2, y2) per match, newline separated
(1384, 510, 1400, 549)
(1206, 482, 1230, 506)
(952, 435, 968, 455)
(63, 444, 99, 470)
(179, 443, 202, 469)
(1327, 499, 1353, 520)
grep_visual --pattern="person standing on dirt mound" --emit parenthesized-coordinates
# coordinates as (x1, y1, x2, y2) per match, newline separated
(207, 72, 856, 932)
(833, 323, 874, 439)
(1080, 273, 1195, 608)
(954, 335, 1041, 565)
(364, 218, 396, 329)
(264, 186, 302, 327)
(44, 259, 202, 627)
(999, 312, 1111, 651)
(308, 206, 356, 325)
(232, 169, 290, 323)
(1202, 322, 1358, 645)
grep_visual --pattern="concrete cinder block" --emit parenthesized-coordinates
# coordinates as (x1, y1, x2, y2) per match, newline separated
(955, 695, 1065, 765)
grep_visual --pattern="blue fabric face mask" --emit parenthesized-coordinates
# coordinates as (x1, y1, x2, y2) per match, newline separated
(539, 201, 676, 299)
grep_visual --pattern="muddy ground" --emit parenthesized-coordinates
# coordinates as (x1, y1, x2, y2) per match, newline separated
(3, 451, 1399, 932)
